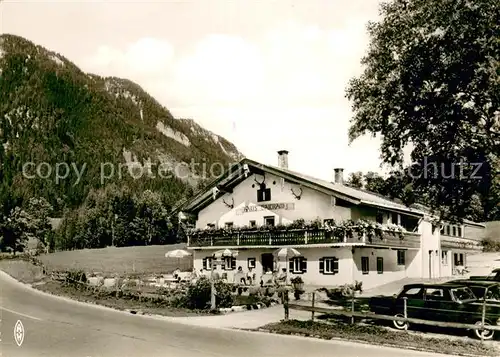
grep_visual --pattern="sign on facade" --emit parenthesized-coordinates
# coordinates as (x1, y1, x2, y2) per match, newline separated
(235, 203, 295, 215)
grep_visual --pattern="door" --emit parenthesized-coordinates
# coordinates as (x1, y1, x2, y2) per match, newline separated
(396, 286, 425, 318)
(261, 253, 274, 273)
(423, 287, 451, 321)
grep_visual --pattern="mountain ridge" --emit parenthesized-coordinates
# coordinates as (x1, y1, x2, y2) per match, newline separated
(0, 34, 243, 213)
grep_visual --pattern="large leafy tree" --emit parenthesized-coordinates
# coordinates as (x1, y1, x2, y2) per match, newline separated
(346, 0, 500, 221)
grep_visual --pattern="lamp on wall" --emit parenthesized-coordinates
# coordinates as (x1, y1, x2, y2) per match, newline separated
(243, 163, 250, 177)
(212, 186, 220, 200)
(222, 197, 234, 209)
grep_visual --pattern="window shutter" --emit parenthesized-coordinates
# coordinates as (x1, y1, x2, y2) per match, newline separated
(301, 258, 307, 273)
(333, 257, 339, 274)
(231, 257, 236, 270)
(319, 258, 324, 274)
(289, 259, 294, 272)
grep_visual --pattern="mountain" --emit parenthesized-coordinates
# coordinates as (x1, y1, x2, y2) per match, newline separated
(0, 34, 243, 213)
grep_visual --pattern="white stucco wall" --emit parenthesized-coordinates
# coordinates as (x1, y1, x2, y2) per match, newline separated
(196, 173, 353, 229)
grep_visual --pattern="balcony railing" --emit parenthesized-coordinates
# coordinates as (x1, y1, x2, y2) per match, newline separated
(440, 236, 482, 250)
(188, 228, 421, 249)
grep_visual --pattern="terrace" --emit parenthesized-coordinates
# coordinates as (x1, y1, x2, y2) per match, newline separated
(187, 227, 421, 249)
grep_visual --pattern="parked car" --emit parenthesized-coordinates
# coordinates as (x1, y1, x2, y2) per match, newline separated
(369, 283, 500, 340)
(469, 268, 500, 281)
(444, 280, 500, 303)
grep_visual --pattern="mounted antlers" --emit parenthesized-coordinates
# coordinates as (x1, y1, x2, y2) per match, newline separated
(254, 174, 266, 186)
(222, 197, 234, 209)
(290, 187, 303, 200)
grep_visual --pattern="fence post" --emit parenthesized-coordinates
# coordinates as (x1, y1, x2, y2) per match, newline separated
(351, 289, 355, 324)
(284, 290, 289, 320)
(481, 295, 486, 342)
(311, 291, 315, 322)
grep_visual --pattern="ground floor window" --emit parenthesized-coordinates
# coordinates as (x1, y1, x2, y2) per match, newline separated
(397, 250, 405, 266)
(247, 257, 256, 269)
(361, 256, 369, 274)
(441, 251, 449, 265)
(222, 257, 236, 270)
(454, 253, 464, 266)
(377, 257, 384, 274)
(289, 257, 307, 274)
(202, 257, 213, 270)
(319, 257, 339, 274)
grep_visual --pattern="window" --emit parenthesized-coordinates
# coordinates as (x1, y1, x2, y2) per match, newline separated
(225, 222, 233, 229)
(397, 250, 406, 266)
(264, 216, 275, 227)
(202, 257, 213, 270)
(401, 287, 423, 299)
(446, 225, 451, 236)
(457, 226, 462, 237)
(361, 256, 369, 274)
(377, 257, 384, 274)
(452, 226, 457, 236)
(454, 253, 464, 266)
(222, 257, 236, 270)
(247, 258, 256, 269)
(441, 251, 449, 265)
(319, 257, 339, 275)
(400, 215, 419, 232)
(376, 211, 384, 224)
(289, 257, 307, 274)
(425, 288, 447, 301)
(391, 212, 399, 225)
(257, 186, 271, 202)
(249, 220, 256, 228)
(440, 225, 445, 234)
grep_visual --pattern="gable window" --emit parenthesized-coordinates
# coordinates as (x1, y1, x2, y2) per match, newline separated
(397, 250, 406, 266)
(457, 226, 462, 237)
(377, 257, 384, 274)
(319, 257, 339, 275)
(222, 257, 236, 270)
(289, 257, 307, 274)
(264, 216, 275, 227)
(249, 220, 256, 228)
(452, 226, 457, 236)
(446, 225, 451, 236)
(247, 258, 256, 269)
(257, 185, 271, 202)
(361, 256, 369, 274)
(202, 257, 213, 270)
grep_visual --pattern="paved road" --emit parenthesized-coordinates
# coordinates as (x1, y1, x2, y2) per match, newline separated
(0, 272, 453, 357)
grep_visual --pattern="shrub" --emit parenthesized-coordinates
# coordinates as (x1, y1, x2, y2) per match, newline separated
(66, 270, 87, 284)
(215, 280, 234, 308)
(185, 277, 211, 309)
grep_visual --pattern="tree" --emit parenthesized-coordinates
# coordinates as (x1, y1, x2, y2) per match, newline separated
(346, 0, 500, 222)
(364, 171, 387, 195)
(346, 172, 364, 188)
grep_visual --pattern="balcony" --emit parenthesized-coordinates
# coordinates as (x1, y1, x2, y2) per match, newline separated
(441, 236, 482, 251)
(188, 228, 421, 249)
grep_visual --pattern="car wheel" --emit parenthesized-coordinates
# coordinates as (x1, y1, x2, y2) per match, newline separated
(473, 321, 495, 340)
(393, 314, 409, 330)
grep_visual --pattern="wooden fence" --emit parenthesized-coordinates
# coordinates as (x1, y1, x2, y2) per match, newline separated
(283, 290, 500, 341)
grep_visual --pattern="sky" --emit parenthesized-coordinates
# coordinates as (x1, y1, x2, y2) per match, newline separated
(0, 0, 398, 182)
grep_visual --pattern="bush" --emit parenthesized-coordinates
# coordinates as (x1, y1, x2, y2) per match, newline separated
(185, 277, 211, 309)
(66, 270, 87, 284)
(481, 237, 500, 252)
(319, 281, 363, 300)
(215, 280, 234, 308)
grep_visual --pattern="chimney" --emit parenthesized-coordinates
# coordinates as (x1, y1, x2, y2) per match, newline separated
(277, 150, 289, 169)
(333, 168, 344, 184)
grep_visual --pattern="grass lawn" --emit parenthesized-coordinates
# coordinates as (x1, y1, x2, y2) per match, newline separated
(260, 320, 499, 357)
(37, 244, 192, 275)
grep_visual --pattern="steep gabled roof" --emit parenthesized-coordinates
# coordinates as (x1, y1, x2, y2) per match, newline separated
(181, 158, 426, 217)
